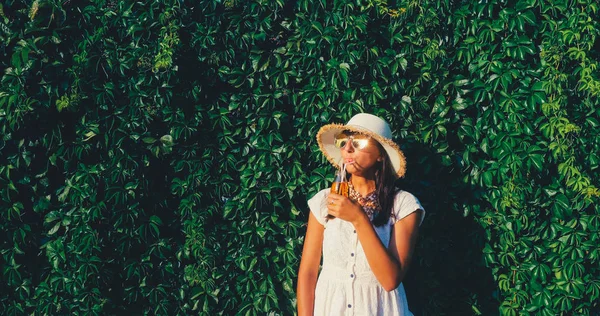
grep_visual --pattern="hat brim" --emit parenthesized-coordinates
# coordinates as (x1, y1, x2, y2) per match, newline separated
(316, 123, 407, 178)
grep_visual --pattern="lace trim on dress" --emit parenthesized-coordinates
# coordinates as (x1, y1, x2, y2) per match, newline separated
(348, 183, 382, 219)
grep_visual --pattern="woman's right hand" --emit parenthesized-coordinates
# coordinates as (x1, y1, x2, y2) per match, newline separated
(326, 193, 367, 225)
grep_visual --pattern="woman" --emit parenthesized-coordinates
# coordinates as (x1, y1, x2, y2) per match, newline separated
(297, 113, 425, 315)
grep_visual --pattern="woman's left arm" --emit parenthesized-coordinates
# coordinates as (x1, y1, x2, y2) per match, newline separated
(327, 193, 423, 292)
(352, 211, 422, 291)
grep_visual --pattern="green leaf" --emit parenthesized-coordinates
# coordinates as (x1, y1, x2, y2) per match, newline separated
(143, 137, 156, 144)
(47, 223, 60, 235)
(555, 194, 570, 210)
(530, 154, 544, 171)
(149, 215, 163, 225)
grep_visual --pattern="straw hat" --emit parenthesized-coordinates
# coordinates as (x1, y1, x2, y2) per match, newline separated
(316, 113, 406, 178)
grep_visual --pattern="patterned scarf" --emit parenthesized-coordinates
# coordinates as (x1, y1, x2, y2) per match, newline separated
(348, 183, 381, 219)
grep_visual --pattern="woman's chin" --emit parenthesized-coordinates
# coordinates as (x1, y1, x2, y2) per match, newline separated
(346, 165, 365, 177)
(344, 164, 357, 172)
(345, 164, 378, 179)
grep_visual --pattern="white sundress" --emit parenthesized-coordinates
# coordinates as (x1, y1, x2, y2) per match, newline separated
(307, 189, 425, 316)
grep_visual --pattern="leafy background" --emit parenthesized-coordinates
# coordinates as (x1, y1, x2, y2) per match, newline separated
(1, 0, 599, 315)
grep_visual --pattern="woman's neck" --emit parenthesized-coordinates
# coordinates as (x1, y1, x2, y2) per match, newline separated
(350, 175, 376, 196)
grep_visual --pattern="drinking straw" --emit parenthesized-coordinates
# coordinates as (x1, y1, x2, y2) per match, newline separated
(341, 163, 346, 182)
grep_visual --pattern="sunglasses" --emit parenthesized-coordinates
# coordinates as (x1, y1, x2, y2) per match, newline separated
(334, 133, 371, 150)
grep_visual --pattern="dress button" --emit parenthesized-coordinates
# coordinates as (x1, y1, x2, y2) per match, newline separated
(351, 253, 354, 257)
(350, 274, 354, 278)
(348, 304, 352, 308)
(353, 230, 356, 233)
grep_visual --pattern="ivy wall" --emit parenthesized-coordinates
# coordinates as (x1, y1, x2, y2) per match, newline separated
(1, 0, 599, 315)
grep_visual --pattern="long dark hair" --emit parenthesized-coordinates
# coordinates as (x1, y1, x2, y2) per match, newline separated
(372, 144, 399, 227)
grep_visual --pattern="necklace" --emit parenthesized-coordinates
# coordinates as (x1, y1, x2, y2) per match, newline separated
(348, 183, 381, 218)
